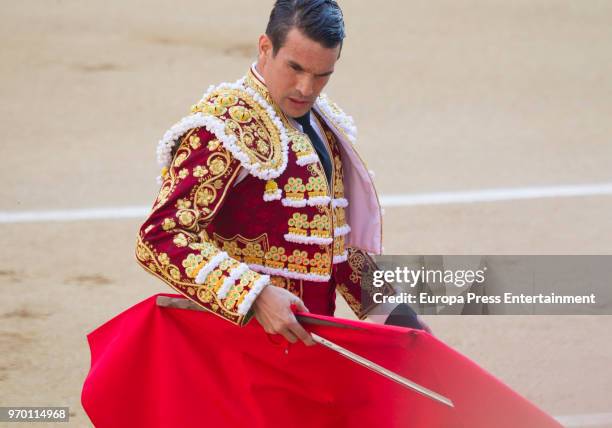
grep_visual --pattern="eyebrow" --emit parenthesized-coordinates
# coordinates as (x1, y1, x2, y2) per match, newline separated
(288, 60, 334, 77)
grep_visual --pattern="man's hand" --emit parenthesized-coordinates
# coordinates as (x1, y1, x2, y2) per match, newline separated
(253, 285, 315, 346)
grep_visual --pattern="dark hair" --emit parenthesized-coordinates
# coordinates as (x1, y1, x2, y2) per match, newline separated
(266, 0, 345, 55)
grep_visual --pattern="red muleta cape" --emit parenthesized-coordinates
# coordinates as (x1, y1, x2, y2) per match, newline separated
(81, 294, 561, 428)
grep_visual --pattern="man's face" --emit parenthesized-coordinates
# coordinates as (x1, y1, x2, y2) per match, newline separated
(257, 28, 341, 118)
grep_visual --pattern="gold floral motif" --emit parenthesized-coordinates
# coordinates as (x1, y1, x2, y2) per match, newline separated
(310, 214, 331, 238)
(333, 206, 346, 226)
(270, 276, 302, 298)
(290, 133, 315, 161)
(176, 199, 191, 209)
(284, 177, 306, 200)
(189, 135, 202, 149)
(288, 213, 309, 235)
(173, 233, 189, 247)
(158, 253, 170, 266)
(265, 246, 288, 269)
(195, 187, 214, 206)
(178, 168, 189, 179)
(310, 252, 331, 275)
(189, 241, 219, 258)
(229, 105, 252, 123)
(162, 218, 176, 231)
(193, 165, 208, 178)
(216, 94, 239, 107)
(306, 176, 327, 198)
(177, 210, 196, 227)
(243, 243, 265, 265)
(333, 157, 344, 195)
(168, 266, 181, 281)
(333, 235, 345, 256)
(197, 286, 214, 303)
(288, 250, 309, 273)
(221, 240, 241, 258)
(174, 152, 188, 167)
(182, 253, 204, 278)
(199, 103, 227, 116)
(207, 139, 220, 151)
(209, 158, 226, 175)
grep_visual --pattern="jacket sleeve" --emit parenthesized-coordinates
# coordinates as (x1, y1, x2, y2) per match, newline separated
(135, 127, 269, 326)
(332, 247, 395, 320)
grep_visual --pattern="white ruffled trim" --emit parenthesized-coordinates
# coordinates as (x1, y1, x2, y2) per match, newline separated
(194, 251, 229, 285)
(296, 152, 319, 166)
(332, 198, 349, 208)
(263, 189, 282, 201)
(284, 233, 333, 245)
(281, 196, 331, 208)
(247, 263, 331, 282)
(157, 77, 290, 181)
(333, 250, 348, 264)
(237, 274, 270, 315)
(217, 263, 250, 299)
(334, 224, 351, 237)
(316, 94, 357, 144)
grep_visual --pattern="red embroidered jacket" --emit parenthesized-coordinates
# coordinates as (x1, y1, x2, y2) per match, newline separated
(136, 68, 389, 325)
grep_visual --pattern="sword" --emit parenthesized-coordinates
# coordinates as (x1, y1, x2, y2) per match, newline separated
(156, 296, 454, 408)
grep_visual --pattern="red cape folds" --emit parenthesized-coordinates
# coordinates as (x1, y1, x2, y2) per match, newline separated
(81, 294, 561, 428)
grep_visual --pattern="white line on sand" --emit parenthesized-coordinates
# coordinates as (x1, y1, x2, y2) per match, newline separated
(380, 182, 612, 207)
(555, 412, 612, 427)
(1, 182, 611, 224)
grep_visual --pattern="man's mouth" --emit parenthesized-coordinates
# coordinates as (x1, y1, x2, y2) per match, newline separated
(288, 97, 310, 106)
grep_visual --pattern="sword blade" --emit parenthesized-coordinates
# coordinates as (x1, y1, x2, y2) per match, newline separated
(310, 332, 454, 408)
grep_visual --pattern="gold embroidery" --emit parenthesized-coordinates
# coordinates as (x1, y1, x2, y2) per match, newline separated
(229, 105, 252, 123)
(284, 177, 306, 200)
(191, 87, 285, 174)
(310, 214, 331, 238)
(207, 139, 220, 151)
(337, 283, 360, 314)
(162, 218, 176, 231)
(288, 213, 309, 236)
(193, 165, 208, 178)
(178, 168, 189, 179)
(306, 176, 327, 199)
(189, 135, 202, 149)
(288, 250, 309, 273)
(265, 246, 288, 269)
(213, 233, 270, 265)
(173, 233, 189, 248)
(289, 132, 316, 161)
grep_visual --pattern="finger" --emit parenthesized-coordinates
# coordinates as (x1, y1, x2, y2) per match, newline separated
(279, 327, 298, 344)
(293, 299, 310, 313)
(288, 320, 315, 346)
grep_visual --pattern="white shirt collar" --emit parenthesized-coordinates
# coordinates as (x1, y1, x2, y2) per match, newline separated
(251, 62, 265, 83)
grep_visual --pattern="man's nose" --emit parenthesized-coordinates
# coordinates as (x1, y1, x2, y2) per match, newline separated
(296, 74, 314, 99)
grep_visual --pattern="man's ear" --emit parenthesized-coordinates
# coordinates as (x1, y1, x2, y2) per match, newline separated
(258, 34, 273, 63)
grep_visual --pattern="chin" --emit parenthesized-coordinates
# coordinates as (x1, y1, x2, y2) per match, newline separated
(285, 104, 311, 118)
